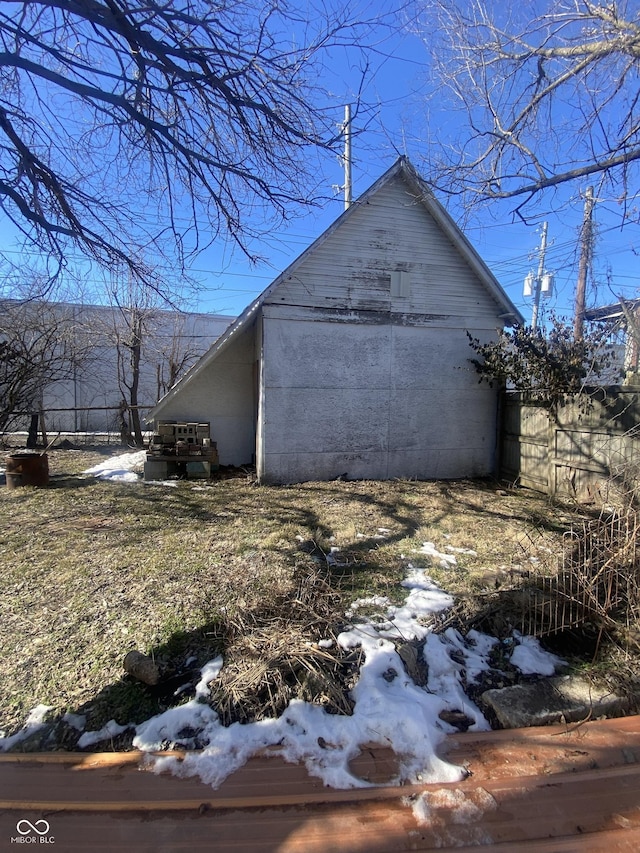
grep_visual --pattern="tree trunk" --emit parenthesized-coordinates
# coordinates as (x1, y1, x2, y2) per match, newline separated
(39, 403, 48, 448)
(118, 400, 134, 446)
(128, 312, 144, 447)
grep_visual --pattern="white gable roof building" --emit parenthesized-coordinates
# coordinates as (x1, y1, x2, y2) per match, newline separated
(151, 158, 523, 483)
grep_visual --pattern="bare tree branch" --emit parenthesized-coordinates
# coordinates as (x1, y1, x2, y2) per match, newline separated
(0, 289, 93, 432)
(418, 1, 640, 215)
(0, 0, 372, 294)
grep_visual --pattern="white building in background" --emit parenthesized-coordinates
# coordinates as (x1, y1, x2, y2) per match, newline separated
(8, 303, 233, 434)
(585, 299, 640, 383)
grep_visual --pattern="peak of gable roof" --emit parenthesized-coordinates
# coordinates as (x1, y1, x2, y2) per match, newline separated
(342, 156, 522, 323)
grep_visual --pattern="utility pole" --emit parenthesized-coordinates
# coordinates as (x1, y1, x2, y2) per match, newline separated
(343, 104, 352, 210)
(574, 186, 594, 341)
(530, 222, 548, 332)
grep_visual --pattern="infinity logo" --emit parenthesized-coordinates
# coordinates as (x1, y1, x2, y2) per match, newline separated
(16, 819, 50, 836)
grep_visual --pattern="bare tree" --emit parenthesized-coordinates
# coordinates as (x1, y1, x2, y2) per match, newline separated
(114, 305, 145, 446)
(0, 1, 371, 293)
(153, 313, 207, 400)
(108, 277, 207, 446)
(107, 275, 157, 447)
(0, 294, 91, 435)
(420, 1, 640, 218)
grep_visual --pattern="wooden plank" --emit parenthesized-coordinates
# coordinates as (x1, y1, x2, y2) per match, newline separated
(2, 718, 640, 851)
(442, 715, 640, 780)
(449, 828, 640, 852)
(2, 765, 640, 850)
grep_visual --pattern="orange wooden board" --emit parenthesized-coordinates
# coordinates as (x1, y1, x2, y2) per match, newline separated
(0, 716, 639, 851)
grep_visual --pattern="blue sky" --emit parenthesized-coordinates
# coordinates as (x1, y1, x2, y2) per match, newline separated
(181, 6, 640, 325)
(3, 1, 638, 325)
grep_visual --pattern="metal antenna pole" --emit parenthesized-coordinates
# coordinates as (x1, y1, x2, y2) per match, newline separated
(343, 104, 352, 210)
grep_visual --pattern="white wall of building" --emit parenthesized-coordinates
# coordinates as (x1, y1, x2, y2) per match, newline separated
(149, 321, 257, 465)
(151, 160, 519, 481)
(256, 175, 506, 484)
(258, 308, 498, 483)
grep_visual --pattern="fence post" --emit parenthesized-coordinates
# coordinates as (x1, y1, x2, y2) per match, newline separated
(26, 414, 39, 449)
(547, 404, 557, 498)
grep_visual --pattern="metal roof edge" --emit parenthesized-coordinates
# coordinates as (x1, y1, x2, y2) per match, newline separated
(585, 297, 640, 321)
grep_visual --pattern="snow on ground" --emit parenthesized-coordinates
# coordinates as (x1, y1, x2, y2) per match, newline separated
(0, 705, 52, 750)
(83, 450, 147, 482)
(129, 554, 563, 791)
(82, 449, 184, 486)
(2, 453, 566, 789)
(77, 719, 131, 750)
(134, 566, 467, 790)
(510, 631, 565, 676)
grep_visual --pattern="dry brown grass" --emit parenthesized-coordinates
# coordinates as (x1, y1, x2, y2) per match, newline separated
(0, 442, 591, 748)
(210, 565, 360, 725)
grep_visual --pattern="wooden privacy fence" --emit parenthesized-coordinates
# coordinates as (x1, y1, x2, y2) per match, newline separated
(500, 388, 640, 503)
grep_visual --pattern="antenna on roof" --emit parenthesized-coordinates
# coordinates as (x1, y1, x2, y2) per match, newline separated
(343, 104, 352, 210)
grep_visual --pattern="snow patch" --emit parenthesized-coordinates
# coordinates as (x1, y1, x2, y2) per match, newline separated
(77, 719, 131, 749)
(510, 632, 566, 676)
(0, 704, 52, 752)
(415, 542, 458, 568)
(83, 450, 146, 481)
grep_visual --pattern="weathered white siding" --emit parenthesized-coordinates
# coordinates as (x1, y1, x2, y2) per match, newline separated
(153, 322, 256, 466)
(258, 309, 498, 484)
(255, 173, 505, 484)
(263, 179, 503, 326)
